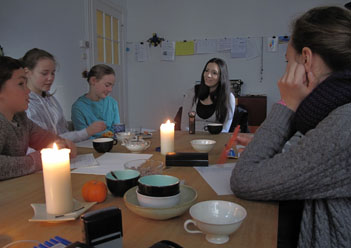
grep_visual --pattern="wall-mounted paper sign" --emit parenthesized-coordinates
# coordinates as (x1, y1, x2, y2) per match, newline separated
(267, 36, 278, 52)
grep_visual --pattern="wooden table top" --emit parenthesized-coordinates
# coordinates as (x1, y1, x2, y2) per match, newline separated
(0, 131, 278, 248)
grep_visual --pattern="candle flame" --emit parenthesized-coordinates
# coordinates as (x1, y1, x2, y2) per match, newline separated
(53, 143, 58, 150)
(166, 120, 171, 124)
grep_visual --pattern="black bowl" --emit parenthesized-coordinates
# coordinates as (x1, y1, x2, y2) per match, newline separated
(93, 138, 117, 153)
(204, 123, 223, 134)
(138, 175, 180, 197)
(106, 170, 140, 197)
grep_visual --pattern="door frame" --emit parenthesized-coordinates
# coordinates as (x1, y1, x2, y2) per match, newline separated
(84, 0, 128, 125)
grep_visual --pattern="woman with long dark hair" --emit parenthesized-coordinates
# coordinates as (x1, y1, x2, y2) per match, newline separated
(181, 58, 235, 132)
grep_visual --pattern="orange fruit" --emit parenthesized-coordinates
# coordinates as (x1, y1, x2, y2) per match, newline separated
(82, 180, 107, 203)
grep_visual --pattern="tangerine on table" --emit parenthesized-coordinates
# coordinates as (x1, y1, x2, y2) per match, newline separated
(82, 180, 107, 203)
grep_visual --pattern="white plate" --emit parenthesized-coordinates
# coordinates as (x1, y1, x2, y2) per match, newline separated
(29, 199, 96, 222)
(124, 185, 197, 220)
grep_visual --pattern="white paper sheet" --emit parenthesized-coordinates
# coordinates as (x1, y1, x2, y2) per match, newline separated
(161, 41, 175, 61)
(135, 43, 150, 62)
(70, 153, 98, 169)
(231, 38, 248, 58)
(217, 38, 232, 52)
(75, 139, 93, 148)
(195, 39, 218, 54)
(72, 153, 153, 175)
(195, 163, 236, 195)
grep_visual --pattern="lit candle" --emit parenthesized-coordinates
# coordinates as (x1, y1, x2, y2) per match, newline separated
(160, 120, 175, 155)
(41, 143, 73, 215)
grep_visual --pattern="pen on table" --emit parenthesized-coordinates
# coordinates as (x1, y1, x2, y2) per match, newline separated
(54, 236, 71, 246)
(217, 125, 240, 164)
(55, 206, 84, 218)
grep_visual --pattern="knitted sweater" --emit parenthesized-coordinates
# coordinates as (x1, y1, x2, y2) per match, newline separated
(26, 92, 89, 142)
(0, 112, 58, 180)
(231, 103, 351, 247)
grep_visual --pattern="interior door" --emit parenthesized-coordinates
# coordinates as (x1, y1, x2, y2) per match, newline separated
(89, 0, 126, 123)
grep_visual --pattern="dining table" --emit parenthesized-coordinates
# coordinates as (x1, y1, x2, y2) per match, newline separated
(0, 131, 278, 248)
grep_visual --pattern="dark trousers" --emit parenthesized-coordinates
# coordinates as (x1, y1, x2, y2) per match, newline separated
(277, 200, 304, 248)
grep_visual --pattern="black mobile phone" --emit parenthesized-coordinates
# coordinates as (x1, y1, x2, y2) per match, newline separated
(80, 207, 123, 248)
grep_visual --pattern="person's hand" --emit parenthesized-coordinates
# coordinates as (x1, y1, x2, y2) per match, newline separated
(278, 60, 318, 112)
(86, 121, 106, 136)
(236, 133, 254, 153)
(55, 139, 77, 158)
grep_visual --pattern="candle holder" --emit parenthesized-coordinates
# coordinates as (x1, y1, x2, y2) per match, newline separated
(160, 120, 175, 155)
(41, 144, 73, 215)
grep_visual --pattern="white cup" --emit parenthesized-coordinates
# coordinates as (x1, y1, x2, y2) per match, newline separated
(184, 200, 246, 244)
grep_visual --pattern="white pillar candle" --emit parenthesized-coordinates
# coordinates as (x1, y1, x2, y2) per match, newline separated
(160, 120, 175, 155)
(41, 143, 73, 215)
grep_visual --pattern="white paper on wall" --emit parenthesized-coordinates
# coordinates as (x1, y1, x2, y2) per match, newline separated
(267, 36, 278, 52)
(161, 41, 175, 61)
(230, 38, 248, 58)
(135, 43, 150, 62)
(195, 39, 218, 54)
(217, 38, 232, 52)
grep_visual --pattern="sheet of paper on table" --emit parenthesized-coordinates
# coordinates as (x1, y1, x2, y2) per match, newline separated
(195, 163, 236, 196)
(70, 153, 98, 169)
(75, 139, 93, 148)
(72, 153, 153, 175)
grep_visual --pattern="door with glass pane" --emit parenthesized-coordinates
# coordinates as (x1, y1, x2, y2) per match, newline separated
(89, 0, 126, 122)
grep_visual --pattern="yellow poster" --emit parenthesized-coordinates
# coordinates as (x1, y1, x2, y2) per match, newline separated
(175, 41, 195, 56)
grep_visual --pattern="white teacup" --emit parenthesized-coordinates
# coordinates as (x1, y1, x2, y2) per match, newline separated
(184, 200, 246, 244)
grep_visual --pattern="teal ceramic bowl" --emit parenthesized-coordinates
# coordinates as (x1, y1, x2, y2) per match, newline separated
(106, 170, 140, 197)
(138, 175, 180, 197)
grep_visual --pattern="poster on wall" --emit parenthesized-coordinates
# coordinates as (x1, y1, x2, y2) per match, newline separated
(161, 41, 175, 61)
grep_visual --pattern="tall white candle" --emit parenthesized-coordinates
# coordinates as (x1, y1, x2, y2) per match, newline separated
(41, 143, 73, 215)
(160, 120, 175, 155)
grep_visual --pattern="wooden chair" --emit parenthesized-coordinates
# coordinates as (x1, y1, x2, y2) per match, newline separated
(174, 106, 183, 130)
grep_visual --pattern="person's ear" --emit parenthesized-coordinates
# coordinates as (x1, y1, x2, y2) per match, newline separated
(90, 76, 97, 85)
(301, 47, 313, 72)
(24, 67, 30, 74)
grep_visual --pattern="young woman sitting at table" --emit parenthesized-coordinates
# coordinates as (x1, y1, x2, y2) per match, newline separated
(71, 64, 120, 138)
(0, 56, 76, 180)
(230, 6, 351, 248)
(181, 58, 235, 132)
(23, 48, 106, 142)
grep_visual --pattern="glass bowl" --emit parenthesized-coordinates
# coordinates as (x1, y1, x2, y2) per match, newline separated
(124, 159, 164, 176)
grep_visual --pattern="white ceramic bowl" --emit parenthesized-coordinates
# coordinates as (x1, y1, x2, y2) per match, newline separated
(184, 200, 247, 244)
(124, 185, 198, 220)
(136, 189, 181, 208)
(190, 139, 216, 153)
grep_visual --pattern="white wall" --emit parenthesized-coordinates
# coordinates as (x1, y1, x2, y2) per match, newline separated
(0, 0, 87, 120)
(126, 0, 347, 129)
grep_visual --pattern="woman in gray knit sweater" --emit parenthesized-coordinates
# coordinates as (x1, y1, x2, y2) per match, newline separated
(230, 6, 351, 248)
(0, 56, 76, 180)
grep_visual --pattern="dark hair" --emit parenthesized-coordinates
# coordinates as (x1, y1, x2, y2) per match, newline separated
(194, 58, 230, 123)
(291, 6, 351, 71)
(82, 64, 115, 82)
(0, 56, 24, 91)
(21, 48, 56, 70)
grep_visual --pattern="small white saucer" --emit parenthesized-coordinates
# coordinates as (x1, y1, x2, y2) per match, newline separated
(29, 199, 96, 222)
